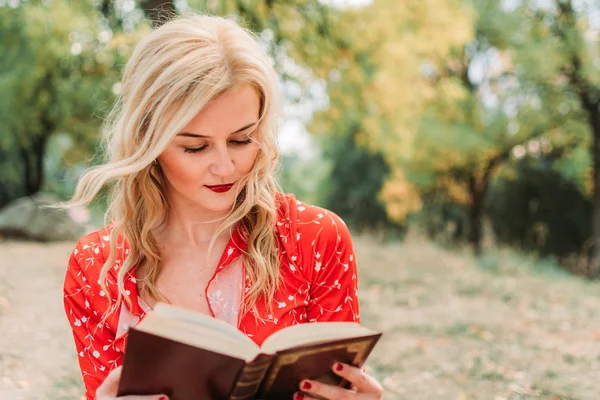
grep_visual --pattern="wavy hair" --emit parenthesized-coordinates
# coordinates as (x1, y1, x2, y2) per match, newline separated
(67, 14, 282, 319)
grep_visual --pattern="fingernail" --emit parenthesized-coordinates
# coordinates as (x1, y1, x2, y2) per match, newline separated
(335, 362, 344, 371)
(301, 380, 312, 390)
(158, 396, 169, 400)
(294, 393, 305, 400)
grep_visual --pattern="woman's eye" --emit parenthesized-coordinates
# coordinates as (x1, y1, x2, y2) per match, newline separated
(231, 139, 252, 145)
(183, 138, 251, 153)
(184, 145, 207, 153)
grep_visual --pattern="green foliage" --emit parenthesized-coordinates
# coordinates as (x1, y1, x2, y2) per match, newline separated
(0, 0, 141, 202)
(411, 194, 469, 246)
(320, 132, 403, 234)
(0, 1, 114, 147)
(382, 0, 600, 256)
(0, 148, 23, 208)
(488, 157, 591, 257)
(277, 153, 330, 208)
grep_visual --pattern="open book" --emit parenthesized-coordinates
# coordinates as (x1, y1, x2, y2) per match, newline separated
(117, 303, 381, 400)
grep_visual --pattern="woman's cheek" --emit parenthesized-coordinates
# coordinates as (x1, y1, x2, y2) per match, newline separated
(167, 158, 203, 186)
(241, 147, 260, 173)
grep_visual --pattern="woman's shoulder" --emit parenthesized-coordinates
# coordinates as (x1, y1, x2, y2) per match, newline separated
(67, 224, 123, 281)
(276, 191, 349, 228)
(274, 192, 352, 253)
(73, 224, 116, 259)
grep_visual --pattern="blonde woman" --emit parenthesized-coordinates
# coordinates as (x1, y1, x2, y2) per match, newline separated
(63, 14, 383, 400)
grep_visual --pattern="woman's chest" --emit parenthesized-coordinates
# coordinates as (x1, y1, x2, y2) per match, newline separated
(140, 247, 226, 315)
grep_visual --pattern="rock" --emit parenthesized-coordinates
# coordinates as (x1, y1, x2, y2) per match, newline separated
(0, 193, 84, 241)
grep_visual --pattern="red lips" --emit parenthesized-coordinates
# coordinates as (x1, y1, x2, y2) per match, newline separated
(205, 184, 234, 193)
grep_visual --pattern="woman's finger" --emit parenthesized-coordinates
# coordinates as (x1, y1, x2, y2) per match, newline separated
(296, 378, 355, 400)
(332, 362, 383, 395)
(293, 392, 320, 400)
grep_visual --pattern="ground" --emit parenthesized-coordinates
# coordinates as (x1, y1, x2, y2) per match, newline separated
(0, 235, 598, 399)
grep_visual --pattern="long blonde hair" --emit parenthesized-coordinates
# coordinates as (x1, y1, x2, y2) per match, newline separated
(68, 14, 282, 317)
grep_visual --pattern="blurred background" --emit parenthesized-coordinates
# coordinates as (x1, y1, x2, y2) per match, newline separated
(1, 0, 600, 399)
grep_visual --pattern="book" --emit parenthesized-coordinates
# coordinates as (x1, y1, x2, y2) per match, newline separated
(117, 302, 382, 400)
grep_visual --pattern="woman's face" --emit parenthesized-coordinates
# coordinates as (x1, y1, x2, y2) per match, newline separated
(157, 83, 261, 217)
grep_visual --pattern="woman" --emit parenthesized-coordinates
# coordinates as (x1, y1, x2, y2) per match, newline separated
(63, 14, 383, 400)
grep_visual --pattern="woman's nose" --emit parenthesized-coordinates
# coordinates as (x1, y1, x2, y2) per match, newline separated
(209, 147, 235, 177)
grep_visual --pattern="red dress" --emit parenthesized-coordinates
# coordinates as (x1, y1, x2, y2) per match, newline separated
(63, 193, 360, 399)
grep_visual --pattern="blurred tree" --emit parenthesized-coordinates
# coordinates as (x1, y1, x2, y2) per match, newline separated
(0, 0, 140, 204)
(309, 0, 473, 232)
(320, 129, 404, 234)
(488, 155, 592, 258)
(277, 153, 329, 208)
(380, 0, 584, 255)
(474, 0, 600, 273)
(404, 3, 531, 254)
(0, 147, 22, 208)
(286, 1, 396, 231)
(405, 50, 558, 253)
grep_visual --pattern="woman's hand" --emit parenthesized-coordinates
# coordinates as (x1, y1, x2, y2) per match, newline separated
(96, 366, 169, 400)
(293, 362, 383, 400)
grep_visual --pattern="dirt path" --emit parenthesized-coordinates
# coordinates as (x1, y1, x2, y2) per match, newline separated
(0, 241, 83, 400)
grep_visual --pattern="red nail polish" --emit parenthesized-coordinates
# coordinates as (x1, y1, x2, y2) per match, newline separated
(302, 381, 312, 390)
(158, 396, 169, 400)
(294, 393, 305, 400)
(335, 362, 344, 371)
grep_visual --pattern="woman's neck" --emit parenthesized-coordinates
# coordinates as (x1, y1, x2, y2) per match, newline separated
(155, 207, 233, 249)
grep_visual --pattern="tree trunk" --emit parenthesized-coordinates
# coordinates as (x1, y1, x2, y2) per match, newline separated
(18, 134, 48, 197)
(554, 0, 600, 278)
(33, 135, 47, 194)
(140, 0, 176, 27)
(590, 108, 600, 277)
(466, 150, 510, 255)
(468, 174, 484, 255)
(19, 147, 34, 196)
(575, 90, 600, 277)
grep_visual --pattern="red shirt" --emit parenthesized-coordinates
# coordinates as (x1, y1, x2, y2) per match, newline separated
(63, 193, 360, 399)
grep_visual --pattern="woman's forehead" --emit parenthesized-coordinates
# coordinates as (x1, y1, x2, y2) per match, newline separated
(179, 84, 261, 137)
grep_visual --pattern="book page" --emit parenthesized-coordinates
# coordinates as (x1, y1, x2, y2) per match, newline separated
(153, 303, 249, 341)
(135, 303, 261, 361)
(261, 322, 377, 353)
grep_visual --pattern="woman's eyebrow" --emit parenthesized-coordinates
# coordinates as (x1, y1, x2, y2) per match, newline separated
(177, 122, 257, 138)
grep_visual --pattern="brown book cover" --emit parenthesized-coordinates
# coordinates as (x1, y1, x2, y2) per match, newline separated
(256, 335, 381, 400)
(118, 329, 255, 399)
(116, 303, 382, 400)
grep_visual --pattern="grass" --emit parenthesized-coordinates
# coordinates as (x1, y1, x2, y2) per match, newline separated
(355, 233, 600, 399)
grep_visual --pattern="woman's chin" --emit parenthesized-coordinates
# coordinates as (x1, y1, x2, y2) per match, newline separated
(196, 195, 237, 215)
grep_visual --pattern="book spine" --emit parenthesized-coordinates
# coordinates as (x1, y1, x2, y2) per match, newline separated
(228, 354, 274, 400)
